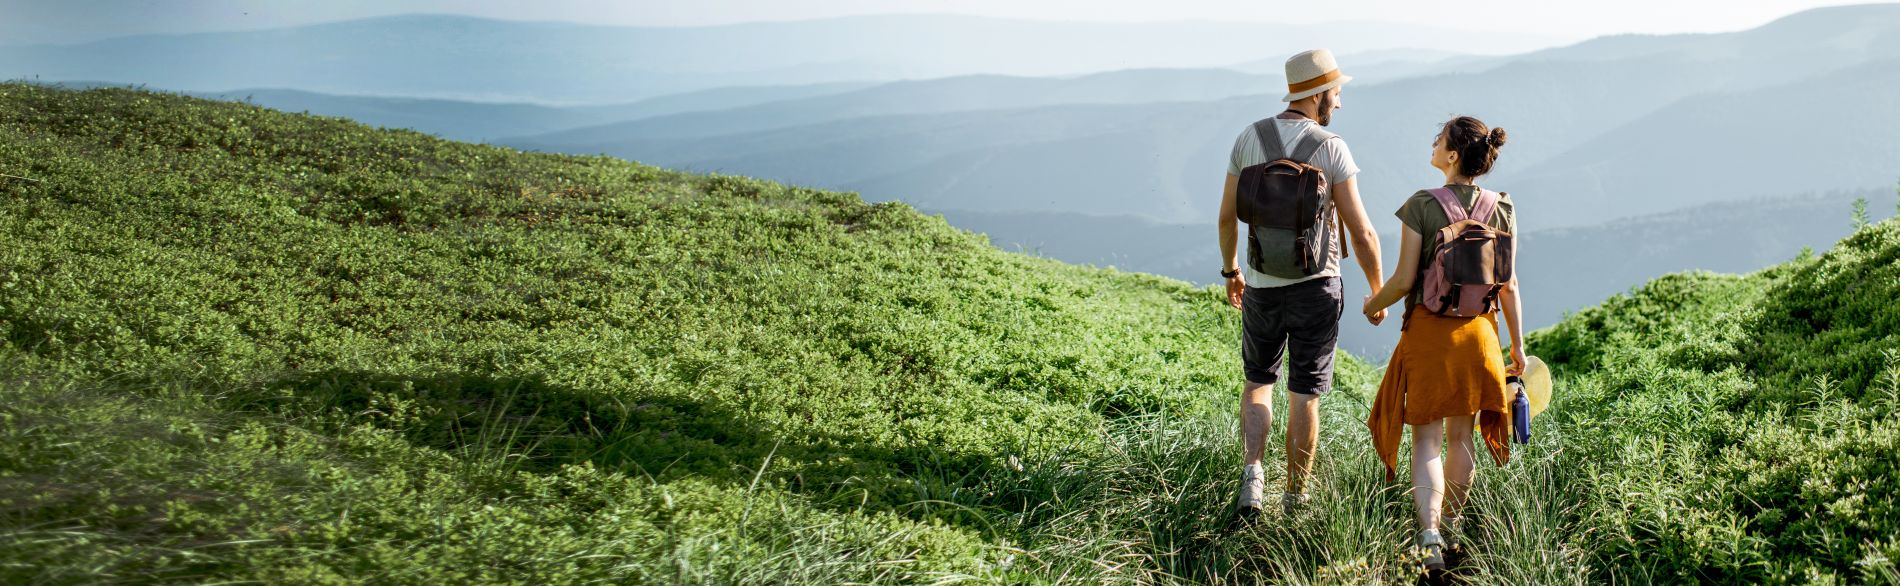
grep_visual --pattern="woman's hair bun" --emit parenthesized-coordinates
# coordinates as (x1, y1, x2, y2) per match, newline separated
(1442, 115, 1506, 177)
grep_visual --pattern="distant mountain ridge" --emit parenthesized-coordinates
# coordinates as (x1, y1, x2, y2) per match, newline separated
(185, 82, 876, 142)
(503, 4, 1900, 228)
(515, 69, 1279, 144)
(0, 13, 1565, 103)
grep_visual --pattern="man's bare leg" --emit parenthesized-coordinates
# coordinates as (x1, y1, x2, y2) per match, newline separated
(1237, 381, 1274, 513)
(1285, 391, 1321, 496)
(1241, 381, 1274, 465)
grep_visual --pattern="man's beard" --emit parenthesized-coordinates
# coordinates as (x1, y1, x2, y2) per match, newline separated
(1316, 94, 1335, 126)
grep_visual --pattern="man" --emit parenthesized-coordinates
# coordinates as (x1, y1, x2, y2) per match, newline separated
(1217, 48, 1384, 521)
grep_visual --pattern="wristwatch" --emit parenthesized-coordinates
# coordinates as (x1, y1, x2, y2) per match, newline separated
(1220, 268, 1241, 279)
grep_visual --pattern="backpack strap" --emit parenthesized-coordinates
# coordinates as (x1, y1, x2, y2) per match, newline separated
(1470, 189, 1501, 224)
(1290, 125, 1344, 259)
(1427, 188, 1469, 223)
(1252, 120, 1287, 161)
(1289, 127, 1337, 164)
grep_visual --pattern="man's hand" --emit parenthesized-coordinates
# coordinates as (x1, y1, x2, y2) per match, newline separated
(1362, 295, 1386, 326)
(1226, 274, 1246, 309)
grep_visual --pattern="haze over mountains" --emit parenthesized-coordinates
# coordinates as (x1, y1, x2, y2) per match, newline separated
(7, 5, 1897, 356)
(500, 4, 1900, 229)
(174, 82, 879, 142)
(0, 14, 1560, 103)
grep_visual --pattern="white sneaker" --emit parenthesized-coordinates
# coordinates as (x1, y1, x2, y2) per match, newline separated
(1228, 464, 1266, 529)
(1238, 464, 1265, 509)
(1418, 528, 1446, 571)
(1444, 515, 1464, 550)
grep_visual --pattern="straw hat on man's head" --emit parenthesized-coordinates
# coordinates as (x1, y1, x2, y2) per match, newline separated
(1283, 49, 1354, 102)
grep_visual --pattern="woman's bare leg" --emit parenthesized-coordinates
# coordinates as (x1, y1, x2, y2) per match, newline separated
(1443, 414, 1478, 518)
(1410, 420, 1446, 530)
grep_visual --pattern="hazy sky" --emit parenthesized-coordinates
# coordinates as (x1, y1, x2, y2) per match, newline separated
(0, 0, 1875, 45)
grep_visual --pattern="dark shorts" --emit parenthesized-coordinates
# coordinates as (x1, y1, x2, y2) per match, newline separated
(1241, 276, 1343, 395)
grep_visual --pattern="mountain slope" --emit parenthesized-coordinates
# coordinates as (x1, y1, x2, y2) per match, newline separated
(5, 79, 1898, 586)
(1523, 218, 1900, 582)
(509, 68, 1277, 143)
(1507, 59, 1900, 223)
(201, 82, 877, 141)
(0, 82, 1258, 582)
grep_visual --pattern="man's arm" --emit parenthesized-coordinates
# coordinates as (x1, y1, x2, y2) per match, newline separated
(1331, 177, 1383, 293)
(1219, 173, 1244, 309)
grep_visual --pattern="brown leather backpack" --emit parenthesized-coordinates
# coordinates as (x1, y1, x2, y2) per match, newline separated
(1236, 119, 1349, 279)
(1419, 187, 1513, 317)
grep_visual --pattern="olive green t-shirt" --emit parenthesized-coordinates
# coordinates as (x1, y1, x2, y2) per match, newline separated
(1395, 184, 1516, 313)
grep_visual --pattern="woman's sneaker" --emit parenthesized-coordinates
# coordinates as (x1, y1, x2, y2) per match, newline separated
(1418, 528, 1447, 572)
(1444, 515, 1464, 550)
(1282, 492, 1311, 517)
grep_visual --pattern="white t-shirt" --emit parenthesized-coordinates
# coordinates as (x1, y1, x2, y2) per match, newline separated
(1226, 117, 1360, 288)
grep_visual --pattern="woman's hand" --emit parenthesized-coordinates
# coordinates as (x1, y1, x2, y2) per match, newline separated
(1506, 345, 1527, 377)
(1362, 295, 1386, 326)
(1225, 274, 1246, 309)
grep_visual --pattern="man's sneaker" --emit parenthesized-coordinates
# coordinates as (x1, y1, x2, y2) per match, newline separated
(1418, 528, 1447, 572)
(1238, 464, 1265, 506)
(1229, 464, 1266, 528)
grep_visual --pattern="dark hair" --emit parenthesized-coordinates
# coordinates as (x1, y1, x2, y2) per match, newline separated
(1441, 116, 1508, 177)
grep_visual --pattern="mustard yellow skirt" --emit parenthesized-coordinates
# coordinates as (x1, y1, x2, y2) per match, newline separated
(1367, 307, 1513, 481)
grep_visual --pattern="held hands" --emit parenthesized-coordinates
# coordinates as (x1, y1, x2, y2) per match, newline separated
(1225, 273, 1246, 309)
(1361, 295, 1387, 326)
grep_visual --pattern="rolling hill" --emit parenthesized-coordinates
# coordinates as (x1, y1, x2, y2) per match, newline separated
(3, 80, 1897, 585)
(512, 68, 1279, 143)
(193, 82, 877, 142)
(1506, 59, 1900, 223)
(0, 80, 1248, 583)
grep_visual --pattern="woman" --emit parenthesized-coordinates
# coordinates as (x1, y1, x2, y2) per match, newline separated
(1360, 116, 1524, 571)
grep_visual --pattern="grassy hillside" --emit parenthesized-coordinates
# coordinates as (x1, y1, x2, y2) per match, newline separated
(1525, 224, 1900, 583)
(0, 82, 1276, 583)
(3, 83, 1898, 585)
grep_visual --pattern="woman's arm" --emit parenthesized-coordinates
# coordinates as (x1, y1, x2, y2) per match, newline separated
(1500, 235, 1525, 375)
(1363, 226, 1422, 316)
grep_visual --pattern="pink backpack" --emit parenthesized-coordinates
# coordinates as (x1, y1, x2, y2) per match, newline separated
(1420, 187, 1514, 318)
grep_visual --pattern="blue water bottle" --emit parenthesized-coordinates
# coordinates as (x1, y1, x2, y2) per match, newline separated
(1507, 376, 1531, 444)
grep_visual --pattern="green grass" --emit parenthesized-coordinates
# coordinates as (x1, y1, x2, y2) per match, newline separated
(1523, 228, 1900, 583)
(1, 82, 1896, 584)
